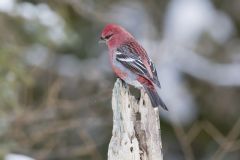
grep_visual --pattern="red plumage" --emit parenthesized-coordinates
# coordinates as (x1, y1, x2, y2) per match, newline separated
(100, 24, 167, 110)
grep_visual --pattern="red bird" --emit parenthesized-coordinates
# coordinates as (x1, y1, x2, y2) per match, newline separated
(100, 24, 168, 110)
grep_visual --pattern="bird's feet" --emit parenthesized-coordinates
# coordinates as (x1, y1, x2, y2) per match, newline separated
(120, 78, 128, 88)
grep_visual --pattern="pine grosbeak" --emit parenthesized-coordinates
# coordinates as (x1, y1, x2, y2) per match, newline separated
(100, 24, 168, 110)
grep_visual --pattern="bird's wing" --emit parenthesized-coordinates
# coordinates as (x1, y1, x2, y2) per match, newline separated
(115, 45, 152, 82)
(115, 51, 149, 76)
(116, 43, 161, 88)
(148, 59, 161, 87)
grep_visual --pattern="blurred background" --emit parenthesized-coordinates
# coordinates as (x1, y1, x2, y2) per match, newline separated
(0, 0, 240, 160)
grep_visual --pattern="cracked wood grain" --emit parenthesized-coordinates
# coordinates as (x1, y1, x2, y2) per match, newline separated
(108, 79, 163, 160)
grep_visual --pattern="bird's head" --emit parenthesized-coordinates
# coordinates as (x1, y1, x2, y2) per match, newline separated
(100, 24, 133, 48)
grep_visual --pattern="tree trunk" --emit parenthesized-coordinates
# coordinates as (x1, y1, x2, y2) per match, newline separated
(108, 79, 163, 160)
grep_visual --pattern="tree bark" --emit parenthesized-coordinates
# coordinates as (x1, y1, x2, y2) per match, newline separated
(108, 79, 163, 160)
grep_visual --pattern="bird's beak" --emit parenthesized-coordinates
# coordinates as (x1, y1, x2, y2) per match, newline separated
(99, 36, 106, 44)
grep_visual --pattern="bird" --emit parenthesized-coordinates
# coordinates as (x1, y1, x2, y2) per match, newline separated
(100, 24, 168, 111)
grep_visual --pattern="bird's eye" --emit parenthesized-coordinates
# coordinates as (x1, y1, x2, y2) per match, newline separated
(105, 34, 113, 40)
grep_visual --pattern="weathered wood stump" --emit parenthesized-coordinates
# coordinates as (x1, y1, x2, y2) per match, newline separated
(108, 79, 163, 160)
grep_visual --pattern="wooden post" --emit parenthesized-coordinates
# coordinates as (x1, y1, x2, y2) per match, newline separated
(108, 79, 163, 160)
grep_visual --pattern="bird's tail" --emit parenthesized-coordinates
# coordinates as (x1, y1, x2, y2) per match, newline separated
(143, 85, 168, 111)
